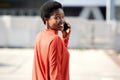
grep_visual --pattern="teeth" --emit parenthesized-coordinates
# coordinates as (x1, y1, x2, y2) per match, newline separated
(60, 24, 64, 27)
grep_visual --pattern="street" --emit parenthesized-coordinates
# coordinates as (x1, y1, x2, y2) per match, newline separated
(0, 48, 120, 80)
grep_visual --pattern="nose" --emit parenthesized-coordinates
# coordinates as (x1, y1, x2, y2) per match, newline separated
(60, 18, 65, 23)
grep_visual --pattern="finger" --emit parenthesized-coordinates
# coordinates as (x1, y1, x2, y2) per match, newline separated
(66, 28, 71, 34)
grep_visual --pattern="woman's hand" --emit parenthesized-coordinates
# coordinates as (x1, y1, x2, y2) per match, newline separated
(62, 22, 71, 39)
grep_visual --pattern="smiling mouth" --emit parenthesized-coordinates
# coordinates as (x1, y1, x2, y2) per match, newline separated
(59, 24, 64, 28)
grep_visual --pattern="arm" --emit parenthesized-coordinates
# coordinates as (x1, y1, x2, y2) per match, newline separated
(62, 22, 71, 48)
(49, 37, 62, 80)
(62, 38, 69, 48)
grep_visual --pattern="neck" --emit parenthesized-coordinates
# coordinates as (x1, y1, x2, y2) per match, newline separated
(47, 26, 56, 30)
(46, 24, 56, 31)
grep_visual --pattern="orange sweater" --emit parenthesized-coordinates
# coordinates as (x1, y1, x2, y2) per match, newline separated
(32, 29, 70, 80)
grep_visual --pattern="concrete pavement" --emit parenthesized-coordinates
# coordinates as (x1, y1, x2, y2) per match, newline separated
(0, 48, 120, 80)
(69, 49, 120, 80)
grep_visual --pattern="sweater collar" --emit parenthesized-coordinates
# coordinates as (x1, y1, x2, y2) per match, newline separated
(44, 29, 58, 34)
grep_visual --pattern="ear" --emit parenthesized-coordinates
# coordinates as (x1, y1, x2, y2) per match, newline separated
(43, 17, 48, 24)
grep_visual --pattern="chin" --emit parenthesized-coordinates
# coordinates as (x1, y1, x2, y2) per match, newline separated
(58, 27, 63, 31)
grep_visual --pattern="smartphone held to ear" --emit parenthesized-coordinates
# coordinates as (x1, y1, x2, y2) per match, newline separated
(63, 22, 70, 31)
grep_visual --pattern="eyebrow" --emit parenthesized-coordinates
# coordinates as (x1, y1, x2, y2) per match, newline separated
(54, 13, 64, 16)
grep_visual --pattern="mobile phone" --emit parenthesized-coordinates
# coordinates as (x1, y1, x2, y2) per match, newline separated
(63, 22, 70, 31)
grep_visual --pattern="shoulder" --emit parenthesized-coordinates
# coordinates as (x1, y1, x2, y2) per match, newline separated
(35, 32, 41, 40)
(49, 35, 63, 47)
(51, 35, 61, 43)
(49, 35, 63, 54)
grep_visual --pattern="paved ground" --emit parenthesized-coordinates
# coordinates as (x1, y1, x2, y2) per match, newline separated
(0, 48, 120, 80)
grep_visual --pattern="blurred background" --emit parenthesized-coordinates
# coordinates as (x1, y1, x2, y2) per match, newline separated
(0, 0, 120, 80)
(0, 0, 120, 50)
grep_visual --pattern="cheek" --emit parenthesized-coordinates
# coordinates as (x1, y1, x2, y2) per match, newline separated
(49, 20, 58, 26)
(48, 20, 55, 27)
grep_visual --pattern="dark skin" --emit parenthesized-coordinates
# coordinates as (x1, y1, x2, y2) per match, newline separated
(44, 8, 71, 39)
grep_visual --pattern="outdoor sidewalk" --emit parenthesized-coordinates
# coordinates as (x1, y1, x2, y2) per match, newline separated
(0, 48, 120, 80)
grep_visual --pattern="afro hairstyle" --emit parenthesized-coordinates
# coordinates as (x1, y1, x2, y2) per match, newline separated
(40, 1, 63, 24)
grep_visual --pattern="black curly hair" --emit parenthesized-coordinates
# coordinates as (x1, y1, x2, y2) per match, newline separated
(40, 1, 63, 24)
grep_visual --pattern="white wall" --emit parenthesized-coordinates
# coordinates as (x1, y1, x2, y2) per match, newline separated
(0, 16, 120, 50)
(0, 16, 44, 48)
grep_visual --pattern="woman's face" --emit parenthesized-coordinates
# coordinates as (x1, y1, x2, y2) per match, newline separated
(46, 8, 65, 31)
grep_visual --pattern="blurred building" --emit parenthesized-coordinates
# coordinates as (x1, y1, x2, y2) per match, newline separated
(57, 0, 106, 20)
(115, 0, 120, 20)
(0, 0, 119, 21)
(0, 0, 48, 16)
(1, 0, 120, 49)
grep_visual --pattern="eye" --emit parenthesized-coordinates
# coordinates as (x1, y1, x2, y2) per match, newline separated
(55, 16, 60, 20)
(54, 16, 64, 21)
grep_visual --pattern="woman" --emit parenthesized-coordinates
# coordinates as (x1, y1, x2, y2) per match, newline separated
(32, 1, 71, 80)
